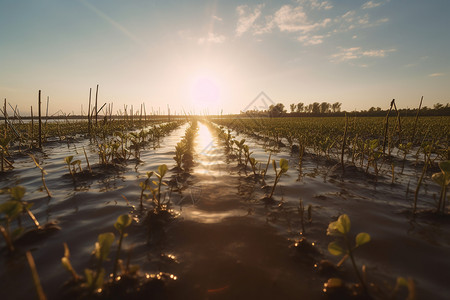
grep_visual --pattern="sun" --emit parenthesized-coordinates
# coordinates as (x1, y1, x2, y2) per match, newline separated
(190, 73, 221, 110)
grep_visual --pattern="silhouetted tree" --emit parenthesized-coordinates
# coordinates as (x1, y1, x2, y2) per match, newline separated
(268, 103, 286, 117)
(331, 102, 342, 113)
(319, 102, 330, 114)
(296, 102, 304, 113)
(290, 103, 296, 113)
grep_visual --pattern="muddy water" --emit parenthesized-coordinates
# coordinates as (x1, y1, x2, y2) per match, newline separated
(0, 121, 449, 299)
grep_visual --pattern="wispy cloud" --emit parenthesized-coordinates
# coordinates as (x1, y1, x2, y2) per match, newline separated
(235, 4, 264, 37)
(297, 0, 333, 10)
(234, 1, 389, 46)
(297, 34, 326, 45)
(362, 1, 382, 9)
(198, 32, 226, 44)
(428, 73, 445, 77)
(330, 47, 396, 63)
(271, 5, 331, 33)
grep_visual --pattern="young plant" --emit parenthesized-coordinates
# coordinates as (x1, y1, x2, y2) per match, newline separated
(85, 232, 115, 292)
(432, 160, 450, 214)
(152, 164, 168, 210)
(139, 171, 154, 209)
(327, 214, 371, 294)
(64, 155, 82, 177)
(29, 154, 52, 197)
(112, 214, 132, 281)
(61, 242, 81, 281)
(234, 139, 246, 165)
(0, 197, 23, 252)
(267, 158, 289, 199)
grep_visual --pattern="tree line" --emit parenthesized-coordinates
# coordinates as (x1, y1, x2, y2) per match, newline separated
(241, 101, 450, 117)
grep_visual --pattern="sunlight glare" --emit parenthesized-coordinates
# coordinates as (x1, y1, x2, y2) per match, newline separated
(190, 73, 221, 110)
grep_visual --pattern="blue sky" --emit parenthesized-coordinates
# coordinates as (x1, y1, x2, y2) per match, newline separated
(0, 0, 449, 115)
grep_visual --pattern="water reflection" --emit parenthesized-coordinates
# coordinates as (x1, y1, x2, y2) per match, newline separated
(194, 123, 223, 176)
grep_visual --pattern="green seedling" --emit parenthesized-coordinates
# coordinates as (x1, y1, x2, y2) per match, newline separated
(173, 141, 185, 170)
(61, 242, 81, 281)
(249, 157, 259, 176)
(327, 214, 370, 294)
(153, 164, 168, 210)
(64, 155, 82, 177)
(268, 158, 289, 199)
(432, 160, 450, 214)
(0, 198, 23, 252)
(30, 154, 52, 197)
(85, 232, 115, 291)
(139, 171, 154, 209)
(112, 214, 132, 281)
(234, 139, 246, 165)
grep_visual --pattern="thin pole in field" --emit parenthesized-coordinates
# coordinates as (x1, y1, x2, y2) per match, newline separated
(95, 84, 99, 126)
(88, 88, 92, 135)
(382, 99, 395, 156)
(38, 90, 42, 148)
(31, 106, 34, 146)
(411, 96, 423, 143)
(3, 99, 7, 138)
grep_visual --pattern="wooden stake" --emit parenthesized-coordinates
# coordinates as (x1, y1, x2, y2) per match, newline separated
(38, 90, 42, 148)
(95, 84, 99, 126)
(88, 88, 92, 135)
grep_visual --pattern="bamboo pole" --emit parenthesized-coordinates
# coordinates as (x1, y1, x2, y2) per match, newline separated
(88, 88, 92, 135)
(95, 84, 99, 126)
(38, 90, 42, 148)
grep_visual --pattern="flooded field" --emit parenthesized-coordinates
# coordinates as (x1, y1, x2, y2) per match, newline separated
(0, 118, 449, 300)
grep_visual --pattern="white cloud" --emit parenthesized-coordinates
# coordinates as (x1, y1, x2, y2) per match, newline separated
(297, 34, 325, 45)
(213, 15, 223, 22)
(198, 32, 226, 44)
(297, 0, 333, 10)
(272, 5, 331, 33)
(330, 47, 396, 62)
(428, 73, 445, 77)
(235, 4, 264, 37)
(362, 1, 382, 9)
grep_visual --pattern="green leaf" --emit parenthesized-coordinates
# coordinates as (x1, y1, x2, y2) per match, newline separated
(10, 186, 26, 201)
(280, 158, 289, 172)
(64, 156, 73, 164)
(114, 214, 132, 232)
(336, 214, 351, 234)
(326, 221, 341, 236)
(95, 232, 115, 261)
(355, 232, 371, 247)
(0, 201, 22, 219)
(158, 164, 168, 177)
(328, 241, 344, 256)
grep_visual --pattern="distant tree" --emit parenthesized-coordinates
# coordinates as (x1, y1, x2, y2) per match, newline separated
(312, 102, 320, 114)
(331, 102, 342, 113)
(268, 103, 286, 117)
(320, 102, 330, 114)
(296, 102, 304, 113)
(290, 103, 296, 113)
(434, 103, 443, 110)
